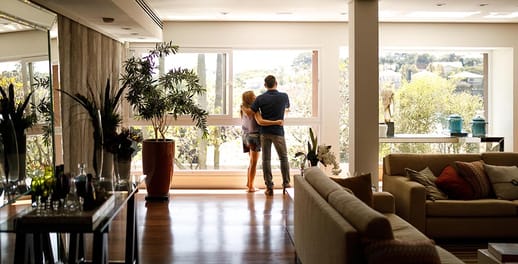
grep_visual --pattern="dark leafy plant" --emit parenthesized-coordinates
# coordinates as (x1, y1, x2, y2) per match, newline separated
(121, 41, 208, 140)
(295, 128, 319, 167)
(0, 83, 37, 184)
(113, 127, 143, 161)
(59, 79, 125, 173)
(0, 83, 37, 137)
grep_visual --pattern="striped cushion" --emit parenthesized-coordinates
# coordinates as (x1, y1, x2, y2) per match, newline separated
(455, 160, 492, 198)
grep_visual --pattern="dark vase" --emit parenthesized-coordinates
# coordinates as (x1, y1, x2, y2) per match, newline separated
(386, 121, 395, 137)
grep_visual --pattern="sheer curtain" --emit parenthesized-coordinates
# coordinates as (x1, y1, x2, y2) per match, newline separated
(57, 15, 123, 175)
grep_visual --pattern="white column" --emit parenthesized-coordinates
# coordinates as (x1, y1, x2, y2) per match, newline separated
(348, 0, 379, 184)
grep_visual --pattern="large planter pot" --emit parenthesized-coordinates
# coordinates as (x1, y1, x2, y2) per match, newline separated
(143, 139, 174, 201)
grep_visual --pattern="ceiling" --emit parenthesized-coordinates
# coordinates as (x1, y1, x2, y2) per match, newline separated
(12, 0, 518, 42)
(149, 0, 518, 23)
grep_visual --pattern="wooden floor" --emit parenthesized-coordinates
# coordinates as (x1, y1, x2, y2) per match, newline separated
(1, 189, 296, 264)
(0, 189, 506, 263)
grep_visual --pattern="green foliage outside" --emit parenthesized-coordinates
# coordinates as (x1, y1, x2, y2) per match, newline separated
(384, 74, 482, 156)
(340, 52, 485, 163)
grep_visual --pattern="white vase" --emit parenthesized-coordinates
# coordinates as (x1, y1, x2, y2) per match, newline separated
(379, 123, 388, 138)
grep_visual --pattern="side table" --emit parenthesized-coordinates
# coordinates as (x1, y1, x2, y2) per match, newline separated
(12, 184, 140, 264)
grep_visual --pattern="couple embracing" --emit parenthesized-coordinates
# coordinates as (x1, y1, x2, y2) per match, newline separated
(240, 75, 290, 196)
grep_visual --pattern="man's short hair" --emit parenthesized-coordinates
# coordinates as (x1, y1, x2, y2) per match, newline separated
(264, 75, 277, 89)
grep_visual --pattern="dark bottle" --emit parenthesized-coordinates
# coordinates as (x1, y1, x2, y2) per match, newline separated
(83, 173, 98, 211)
(75, 163, 87, 198)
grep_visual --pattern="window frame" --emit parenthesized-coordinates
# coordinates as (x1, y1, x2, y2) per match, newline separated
(123, 45, 322, 175)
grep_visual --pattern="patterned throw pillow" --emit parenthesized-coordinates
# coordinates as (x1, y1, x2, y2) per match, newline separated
(455, 160, 492, 199)
(330, 173, 373, 206)
(435, 165, 476, 200)
(405, 167, 448, 201)
(484, 164, 518, 200)
(364, 239, 441, 264)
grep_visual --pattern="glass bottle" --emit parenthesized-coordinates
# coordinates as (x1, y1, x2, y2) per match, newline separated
(65, 174, 80, 212)
(75, 163, 87, 198)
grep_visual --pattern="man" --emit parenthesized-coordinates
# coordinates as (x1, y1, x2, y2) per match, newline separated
(251, 75, 290, 196)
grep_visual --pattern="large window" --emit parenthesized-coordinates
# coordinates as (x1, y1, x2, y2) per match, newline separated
(165, 53, 228, 115)
(339, 49, 487, 162)
(126, 47, 319, 173)
(232, 50, 316, 118)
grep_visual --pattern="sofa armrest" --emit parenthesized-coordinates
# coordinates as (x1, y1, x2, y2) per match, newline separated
(372, 192, 395, 214)
(382, 175, 427, 232)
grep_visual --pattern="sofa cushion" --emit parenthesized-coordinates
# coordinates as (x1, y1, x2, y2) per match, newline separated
(304, 167, 342, 200)
(435, 165, 476, 200)
(383, 153, 481, 177)
(363, 239, 441, 264)
(330, 173, 373, 206)
(455, 160, 492, 198)
(328, 189, 394, 240)
(482, 152, 518, 167)
(426, 199, 517, 217)
(386, 214, 429, 241)
(405, 167, 448, 201)
(484, 164, 518, 200)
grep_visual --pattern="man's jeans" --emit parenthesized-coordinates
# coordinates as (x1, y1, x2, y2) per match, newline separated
(261, 134, 290, 189)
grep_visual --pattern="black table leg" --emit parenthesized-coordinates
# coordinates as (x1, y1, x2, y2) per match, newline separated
(14, 231, 28, 264)
(68, 233, 85, 264)
(41, 233, 55, 263)
(93, 231, 109, 264)
(125, 193, 137, 264)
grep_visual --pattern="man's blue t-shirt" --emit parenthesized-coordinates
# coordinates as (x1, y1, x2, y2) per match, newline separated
(251, 89, 290, 136)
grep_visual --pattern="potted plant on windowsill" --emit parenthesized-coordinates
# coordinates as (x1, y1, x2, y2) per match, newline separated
(121, 41, 208, 201)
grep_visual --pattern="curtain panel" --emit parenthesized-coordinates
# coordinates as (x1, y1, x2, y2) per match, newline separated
(57, 15, 123, 174)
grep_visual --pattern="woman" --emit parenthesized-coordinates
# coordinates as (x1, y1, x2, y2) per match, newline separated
(240, 91, 283, 192)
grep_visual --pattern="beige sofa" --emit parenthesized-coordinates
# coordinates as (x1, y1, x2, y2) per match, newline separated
(294, 167, 462, 264)
(383, 152, 518, 239)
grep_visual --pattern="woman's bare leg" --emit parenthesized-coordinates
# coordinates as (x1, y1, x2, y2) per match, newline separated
(247, 150, 260, 192)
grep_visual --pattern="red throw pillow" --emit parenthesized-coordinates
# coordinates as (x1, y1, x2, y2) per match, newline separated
(435, 165, 476, 200)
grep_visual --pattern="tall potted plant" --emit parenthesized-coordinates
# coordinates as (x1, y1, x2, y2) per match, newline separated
(121, 41, 208, 200)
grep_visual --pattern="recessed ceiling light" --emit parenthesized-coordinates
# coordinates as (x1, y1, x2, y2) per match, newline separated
(340, 12, 347, 16)
(102, 17, 114, 23)
(220, 11, 228, 15)
(122, 27, 131, 30)
(436, 3, 446, 7)
(407, 11, 480, 19)
(484, 12, 518, 18)
(479, 3, 488, 7)
(131, 32, 139, 35)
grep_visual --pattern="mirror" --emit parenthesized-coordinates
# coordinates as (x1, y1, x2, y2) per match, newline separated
(0, 0, 56, 202)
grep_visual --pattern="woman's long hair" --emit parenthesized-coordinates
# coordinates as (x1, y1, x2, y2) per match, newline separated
(240, 91, 256, 117)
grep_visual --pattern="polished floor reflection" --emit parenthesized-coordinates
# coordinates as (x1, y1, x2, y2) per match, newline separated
(0, 189, 296, 263)
(139, 190, 295, 263)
